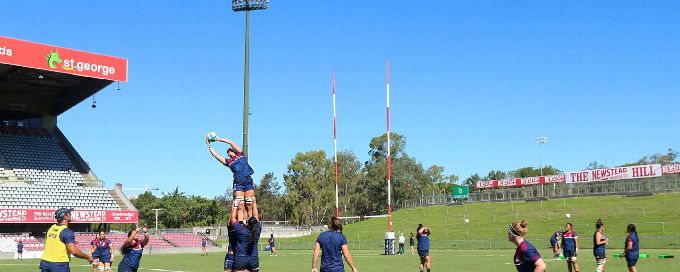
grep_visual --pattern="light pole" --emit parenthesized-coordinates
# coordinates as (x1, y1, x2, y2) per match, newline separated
(232, 0, 269, 157)
(152, 209, 162, 236)
(535, 137, 548, 175)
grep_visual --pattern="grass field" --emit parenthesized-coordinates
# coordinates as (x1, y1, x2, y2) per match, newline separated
(3, 193, 679, 271)
(278, 192, 680, 250)
(1, 249, 677, 272)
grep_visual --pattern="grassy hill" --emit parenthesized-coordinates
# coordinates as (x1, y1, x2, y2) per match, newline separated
(279, 192, 680, 249)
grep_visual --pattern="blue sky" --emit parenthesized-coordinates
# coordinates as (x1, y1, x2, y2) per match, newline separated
(3, 1, 678, 197)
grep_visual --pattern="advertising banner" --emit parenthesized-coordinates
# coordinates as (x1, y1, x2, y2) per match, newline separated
(497, 178, 516, 187)
(475, 180, 496, 189)
(516, 176, 543, 186)
(566, 164, 662, 183)
(544, 174, 567, 184)
(0, 36, 127, 82)
(662, 164, 680, 175)
(453, 185, 469, 199)
(0, 209, 138, 223)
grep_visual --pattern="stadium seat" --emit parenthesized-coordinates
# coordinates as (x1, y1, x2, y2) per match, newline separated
(0, 128, 121, 210)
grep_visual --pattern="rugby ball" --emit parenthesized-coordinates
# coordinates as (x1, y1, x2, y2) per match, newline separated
(207, 132, 218, 142)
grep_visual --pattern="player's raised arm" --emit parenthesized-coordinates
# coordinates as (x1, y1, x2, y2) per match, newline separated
(140, 225, 150, 247)
(125, 225, 139, 244)
(206, 136, 226, 165)
(218, 137, 242, 154)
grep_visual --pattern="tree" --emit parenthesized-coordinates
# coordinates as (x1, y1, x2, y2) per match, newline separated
(587, 161, 606, 170)
(283, 151, 334, 226)
(255, 172, 285, 221)
(336, 151, 365, 217)
(651, 148, 679, 164)
(425, 165, 456, 195)
(464, 173, 481, 189)
(485, 170, 507, 180)
(620, 148, 678, 166)
(131, 191, 158, 227)
(514, 166, 561, 177)
(363, 132, 428, 214)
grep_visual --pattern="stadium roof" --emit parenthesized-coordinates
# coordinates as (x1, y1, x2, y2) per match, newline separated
(0, 36, 127, 119)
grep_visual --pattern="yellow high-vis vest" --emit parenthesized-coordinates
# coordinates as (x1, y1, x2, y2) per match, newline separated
(41, 224, 71, 262)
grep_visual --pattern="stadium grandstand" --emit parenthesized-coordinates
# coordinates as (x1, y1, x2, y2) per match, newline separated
(0, 36, 138, 257)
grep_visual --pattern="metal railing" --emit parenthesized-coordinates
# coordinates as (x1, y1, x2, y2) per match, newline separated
(395, 175, 680, 209)
(270, 235, 680, 250)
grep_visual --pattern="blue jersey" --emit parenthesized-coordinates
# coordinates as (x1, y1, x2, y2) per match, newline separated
(593, 231, 606, 258)
(316, 231, 348, 272)
(227, 225, 237, 253)
(226, 152, 254, 183)
(234, 221, 261, 257)
(550, 232, 558, 244)
(92, 238, 113, 257)
(120, 239, 144, 268)
(625, 232, 639, 257)
(17, 243, 23, 252)
(514, 240, 541, 272)
(562, 230, 578, 251)
(417, 234, 430, 251)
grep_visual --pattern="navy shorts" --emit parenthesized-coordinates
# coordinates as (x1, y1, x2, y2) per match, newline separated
(224, 253, 235, 270)
(117, 263, 138, 272)
(234, 256, 259, 270)
(40, 260, 70, 272)
(320, 267, 344, 272)
(418, 250, 429, 258)
(95, 253, 110, 263)
(17, 250, 23, 253)
(233, 176, 255, 192)
(593, 249, 606, 259)
(516, 263, 536, 272)
(563, 250, 576, 258)
(550, 239, 557, 247)
(626, 256, 638, 267)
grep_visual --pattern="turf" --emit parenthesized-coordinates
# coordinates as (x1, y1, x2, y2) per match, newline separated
(1, 249, 678, 272)
(279, 192, 680, 250)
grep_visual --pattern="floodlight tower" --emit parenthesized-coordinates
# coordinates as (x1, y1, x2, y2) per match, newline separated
(232, 0, 269, 156)
(535, 137, 548, 175)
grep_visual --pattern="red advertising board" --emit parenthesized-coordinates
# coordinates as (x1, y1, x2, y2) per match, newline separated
(662, 164, 680, 174)
(567, 164, 661, 183)
(516, 176, 543, 186)
(474, 164, 671, 190)
(497, 178, 517, 187)
(544, 174, 567, 184)
(0, 36, 127, 82)
(0, 209, 138, 223)
(475, 180, 496, 189)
